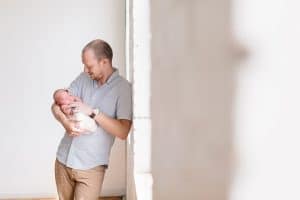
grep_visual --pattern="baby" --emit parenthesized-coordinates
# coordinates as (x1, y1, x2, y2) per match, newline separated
(53, 89, 97, 133)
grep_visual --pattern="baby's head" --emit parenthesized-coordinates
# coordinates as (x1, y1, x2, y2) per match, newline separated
(53, 89, 75, 106)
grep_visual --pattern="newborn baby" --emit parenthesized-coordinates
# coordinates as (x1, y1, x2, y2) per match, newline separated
(53, 89, 97, 133)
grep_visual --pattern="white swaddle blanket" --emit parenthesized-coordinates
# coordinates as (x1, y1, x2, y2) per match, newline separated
(71, 112, 97, 133)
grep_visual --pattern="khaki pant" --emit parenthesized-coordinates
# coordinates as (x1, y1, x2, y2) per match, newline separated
(55, 159, 106, 200)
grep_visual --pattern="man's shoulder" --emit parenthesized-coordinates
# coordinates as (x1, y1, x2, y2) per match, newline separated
(72, 72, 91, 84)
(116, 75, 131, 89)
(77, 72, 90, 80)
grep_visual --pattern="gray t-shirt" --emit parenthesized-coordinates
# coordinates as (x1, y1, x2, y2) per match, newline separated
(56, 69, 132, 170)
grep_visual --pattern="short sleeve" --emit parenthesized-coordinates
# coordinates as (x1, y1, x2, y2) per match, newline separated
(67, 72, 85, 97)
(116, 82, 132, 120)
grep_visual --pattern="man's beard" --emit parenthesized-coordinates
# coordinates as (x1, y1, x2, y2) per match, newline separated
(88, 73, 95, 80)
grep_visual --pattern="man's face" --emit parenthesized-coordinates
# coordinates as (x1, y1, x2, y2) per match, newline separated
(82, 49, 103, 81)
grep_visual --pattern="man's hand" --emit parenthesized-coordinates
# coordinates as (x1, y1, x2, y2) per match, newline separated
(61, 105, 72, 115)
(52, 103, 84, 137)
(69, 101, 93, 116)
(74, 96, 82, 102)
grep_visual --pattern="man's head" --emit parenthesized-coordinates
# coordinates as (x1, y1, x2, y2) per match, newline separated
(53, 89, 74, 106)
(81, 39, 113, 81)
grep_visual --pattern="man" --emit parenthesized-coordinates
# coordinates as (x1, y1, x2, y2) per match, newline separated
(51, 39, 132, 200)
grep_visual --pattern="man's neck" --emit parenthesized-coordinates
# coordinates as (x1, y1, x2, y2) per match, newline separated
(98, 66, 114, 85)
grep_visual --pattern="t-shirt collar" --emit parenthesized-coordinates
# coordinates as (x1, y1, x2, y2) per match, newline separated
(106, 67, 119, 84)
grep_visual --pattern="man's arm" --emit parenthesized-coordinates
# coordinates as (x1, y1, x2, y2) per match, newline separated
(51, 103, 82, 136)
(69, 102, 132, 140)
(94, 114, 132, 140)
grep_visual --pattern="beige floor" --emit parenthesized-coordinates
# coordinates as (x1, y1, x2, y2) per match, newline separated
(1, 197, 122, 200)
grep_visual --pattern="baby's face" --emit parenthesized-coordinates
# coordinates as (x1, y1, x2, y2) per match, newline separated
(55, 91, 74, 105)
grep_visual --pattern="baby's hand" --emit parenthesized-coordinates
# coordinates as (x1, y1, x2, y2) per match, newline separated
(74, 96, 82, 102)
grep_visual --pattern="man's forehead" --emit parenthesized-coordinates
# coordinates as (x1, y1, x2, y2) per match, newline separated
(83, 50, 98, 61)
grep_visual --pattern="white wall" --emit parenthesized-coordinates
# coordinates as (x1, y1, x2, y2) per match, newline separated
(0, 0, 126, 198)
(231, 1, 300, 200)
(150, 1, 232, 199)
(126, 0, 152, 199)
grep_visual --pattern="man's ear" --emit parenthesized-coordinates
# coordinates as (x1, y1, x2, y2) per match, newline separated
(104, 58, 109, 64)
(100, 58, 110, 65)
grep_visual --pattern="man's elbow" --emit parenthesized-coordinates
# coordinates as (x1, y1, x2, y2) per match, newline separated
(51, 103, 58, 116)
(118, 120, 132, 140)
(118, 127, 132, 140)
(51, 103, 56, 115)
(119, 131, 129, 140)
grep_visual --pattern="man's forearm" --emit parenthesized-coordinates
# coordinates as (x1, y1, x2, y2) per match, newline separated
(94, 113, 132, 140)
(51, 103, 68, 127)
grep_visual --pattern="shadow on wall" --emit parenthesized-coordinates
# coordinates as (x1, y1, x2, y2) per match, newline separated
(150, 0, 242, 199)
